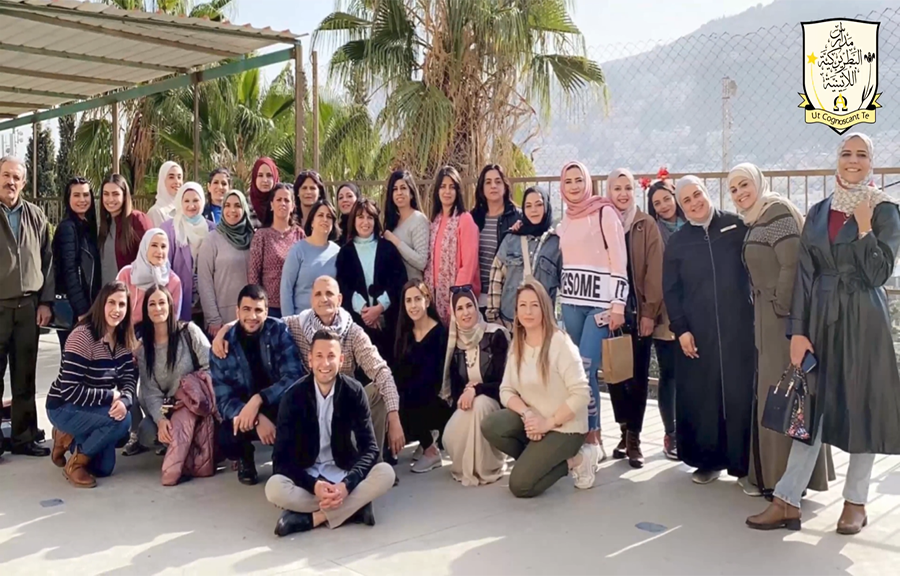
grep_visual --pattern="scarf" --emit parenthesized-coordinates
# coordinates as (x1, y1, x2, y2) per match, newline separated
(831, 133, 898, 214)
(152, 161, 182, 221)
(606, 167, 638, 230)
(298, 307, 353, 348)
(424, 212, 461, 324)
(728, 162, 804, 228)
(440, 290, 509, 402)
(173, 182, 210, 261)
(514, 187, 552, 237)
(675, 176, 715, 230)
(248, 157, 280, 225)
(217, 190, 254, 251)
(131, 228, 172, 290)
(559, 161, 617, 220)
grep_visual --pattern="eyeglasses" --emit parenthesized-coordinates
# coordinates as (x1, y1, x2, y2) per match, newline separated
(449, 285, 474, 295)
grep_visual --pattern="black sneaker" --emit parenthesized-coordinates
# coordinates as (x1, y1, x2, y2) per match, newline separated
(663, 433, 679, 461)
(350, 503, 376, 526)
(237, 456, 258, 485)
(122, 433, 147, 456)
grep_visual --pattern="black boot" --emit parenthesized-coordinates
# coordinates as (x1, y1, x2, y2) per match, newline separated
(274, 511, 314, 537)
(237, 455, 258, 485)
(612, 424, 627, 459)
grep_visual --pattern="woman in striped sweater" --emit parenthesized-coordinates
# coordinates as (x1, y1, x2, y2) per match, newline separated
(46, 281, 139, 488)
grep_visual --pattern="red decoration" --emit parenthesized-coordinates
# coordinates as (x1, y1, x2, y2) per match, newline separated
(657, 167, 670, 180)
(639, 177, 652, 190)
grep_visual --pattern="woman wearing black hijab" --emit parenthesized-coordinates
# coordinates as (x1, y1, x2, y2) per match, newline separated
(485, 186, 561, 329)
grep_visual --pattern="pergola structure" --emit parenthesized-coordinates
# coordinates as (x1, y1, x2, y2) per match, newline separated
(0, 0, 307, 195)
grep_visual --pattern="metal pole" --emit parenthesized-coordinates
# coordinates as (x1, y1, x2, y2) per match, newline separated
(294, 42, 304, 175)
(721, 77, 737, 174)
(312, 50, 319, 173)
(31, 119, 37, 198)
(192, 77, 200, 181)
(111, 101, 120, 174)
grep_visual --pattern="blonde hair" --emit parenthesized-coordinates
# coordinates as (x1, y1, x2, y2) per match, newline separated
(512, 279, 557, 383)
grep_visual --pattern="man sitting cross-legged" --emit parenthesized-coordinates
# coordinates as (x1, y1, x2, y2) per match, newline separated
(213, 276, 405, 461)
(266, 329, 395, 536)
(211, 284, 304, 486)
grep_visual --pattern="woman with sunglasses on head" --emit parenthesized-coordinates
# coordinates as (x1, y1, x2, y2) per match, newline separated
(294, 170, 328, 229)
(335, 198, 408, 364)
(52, 177, 102, 350)
(440, 285, 510, 486)
(203, 168, 231, 225)
(98, 174, 152, 287)
(486, 186, 561, 329)
(248, 183, 305, 318)
(281, 199, 341, 316)
(471, 164, 522, 310)
(335, 182, 360, 247)
(424, 166, 480, 325)
(147, 161, 184, 227)
(382, 170, 431, 281)
(247, 157, 279, 228)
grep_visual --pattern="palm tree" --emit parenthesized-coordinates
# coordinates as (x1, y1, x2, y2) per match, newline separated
(314, 0, 606, 192)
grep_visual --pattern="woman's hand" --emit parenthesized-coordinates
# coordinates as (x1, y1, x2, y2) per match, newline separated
(524, 410, 553, 435)
(109, 399, 127, 421)
(208, 324, 222, 340)
(361, 304, 384, 328)
(639, 317, 655, 338)
(509, 220, 523, 233)
(790, 335, 814, 367)
(609, 311, 626, 331)
(679, 332, 699, 359)
(458, 387, 477, 411)
(158, 418, 172, 445)
(383, 230, 399, 246)
(854, 196, 874, 235)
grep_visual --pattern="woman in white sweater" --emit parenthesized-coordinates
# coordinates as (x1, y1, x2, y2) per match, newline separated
(482, 279, 597, 498)
(382, 169, 430, 281)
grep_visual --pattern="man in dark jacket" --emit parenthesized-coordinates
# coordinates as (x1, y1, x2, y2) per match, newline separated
(0, 156, 54, 460)
(211, 284, 304, 485)
(266, 330, 395, 537)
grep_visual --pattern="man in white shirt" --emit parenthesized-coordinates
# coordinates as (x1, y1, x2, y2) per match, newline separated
(266, 330, 395, 536)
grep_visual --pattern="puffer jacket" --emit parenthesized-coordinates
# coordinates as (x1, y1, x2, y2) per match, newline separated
(161, 370, 221, 486)
(53, 216, 101, 317)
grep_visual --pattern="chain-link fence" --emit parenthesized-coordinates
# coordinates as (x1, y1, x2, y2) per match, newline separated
(529, 6, 900, 179)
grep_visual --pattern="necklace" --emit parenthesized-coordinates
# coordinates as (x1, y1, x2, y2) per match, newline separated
(465, 350, 478, 368)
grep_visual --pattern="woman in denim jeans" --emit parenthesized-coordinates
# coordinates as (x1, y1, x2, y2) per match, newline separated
(45, 282, 138, 488)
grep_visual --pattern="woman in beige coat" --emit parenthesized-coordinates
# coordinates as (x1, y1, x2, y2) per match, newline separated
(728, 163, 834, 497)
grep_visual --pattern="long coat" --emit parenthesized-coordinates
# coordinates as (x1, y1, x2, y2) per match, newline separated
(743, 202, 834, 491)
(788, 198, 900, 454)
(663, 210, 755, 475)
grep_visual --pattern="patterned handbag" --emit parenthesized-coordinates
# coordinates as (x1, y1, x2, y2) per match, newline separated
(761, 366, 814, 445)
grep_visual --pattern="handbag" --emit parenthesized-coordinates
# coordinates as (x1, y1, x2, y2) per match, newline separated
(761, 366, 814, 445)
(601, 329, 633, 384)
(49, 296, 75, 331)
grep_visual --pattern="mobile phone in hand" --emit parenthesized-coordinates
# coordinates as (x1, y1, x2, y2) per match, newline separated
(800, 350, 817, 373)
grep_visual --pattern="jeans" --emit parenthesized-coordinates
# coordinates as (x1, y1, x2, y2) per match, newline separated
(654, 339, 677, 435)
(46, 403, 132, 477)
(560, 304, 610, 431)
(774, 419, 875, 508)
(608, 334, 653, 433)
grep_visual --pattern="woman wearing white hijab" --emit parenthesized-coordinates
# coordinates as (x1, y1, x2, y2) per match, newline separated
(662, 176, 754, 485)
(728, 163, 833, 499)
(160, 182, 215, 322)
(116, 228, 183, 325)
(748, 133, 900, 535)
(147, 161, 184, 227)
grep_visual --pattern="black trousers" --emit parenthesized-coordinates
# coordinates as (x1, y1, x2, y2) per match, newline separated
(608, 333, 653, 433)
(217, 403, 280, 461)
(0, 297, 40, 451)
(400, 397, 452, 450)
(654, 339, 677, 436)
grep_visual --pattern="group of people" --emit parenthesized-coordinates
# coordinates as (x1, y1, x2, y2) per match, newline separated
(1, 131, 898, 538)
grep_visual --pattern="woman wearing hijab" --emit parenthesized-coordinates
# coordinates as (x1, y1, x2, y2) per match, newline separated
(441, 286, 510, 486)
(486, 186, 561, 329)
(605, 168, 664, 469)
(747, 134, 900, 535)
(160, 182, 215, 323)
(248, 157, 279, 228)
(557, 160, 628, 463)
(646, 181, 686, 460)
(147, 161, 184, 227)
(727, 163, 833, 498)
(198, 190, 255, 338)
(662, 176, 754, 485)
(335, 182, 360, 246)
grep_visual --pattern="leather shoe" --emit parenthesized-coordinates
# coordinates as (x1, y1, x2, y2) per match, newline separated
(612, 424, 627, 459)
(837, 502, 868, 535)
(51, 428, 73, 468)
(11, 441, 50, 457)
(625, 430, 644, 469)
(237, 456, 258, 485)
(350, 503, 376, 526)
(746, 497, 801, 531)
(274, 511, 314, 537)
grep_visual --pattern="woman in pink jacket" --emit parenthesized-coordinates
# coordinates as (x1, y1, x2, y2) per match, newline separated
(424, 166, 480, 325)
(557, 161, 629, 464)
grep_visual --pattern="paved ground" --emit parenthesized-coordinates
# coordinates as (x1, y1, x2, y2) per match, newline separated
(2, 335, 900, 575)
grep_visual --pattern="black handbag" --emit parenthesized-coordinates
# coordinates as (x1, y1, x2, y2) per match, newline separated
(761, 366, 814, 445)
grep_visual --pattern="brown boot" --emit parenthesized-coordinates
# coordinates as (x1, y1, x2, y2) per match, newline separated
(612, 424, 627, 459)
(51, 427, 73, 468)
(836, 502, 868, 535)
(626, 431, 644, 469)
(63, 449, 97, 488)
(746, 497, 801, 531)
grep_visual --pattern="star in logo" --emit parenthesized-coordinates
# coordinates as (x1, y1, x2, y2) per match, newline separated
(807, 52, 817, 64)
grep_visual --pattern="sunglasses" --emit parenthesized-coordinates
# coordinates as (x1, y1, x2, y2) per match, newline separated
(450, 285, 474, 295)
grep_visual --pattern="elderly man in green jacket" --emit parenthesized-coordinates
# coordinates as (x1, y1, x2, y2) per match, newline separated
(0, 156, 54, 460)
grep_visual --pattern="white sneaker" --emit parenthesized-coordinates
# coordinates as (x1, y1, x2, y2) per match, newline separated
(411, 450, 442, 474)
(738, 476, 763, 497)
(691, 469, 722, 484)
(572, 444, 598, 490)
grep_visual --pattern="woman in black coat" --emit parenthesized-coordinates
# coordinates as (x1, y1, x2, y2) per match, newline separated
(52, 177, 102, 349)
(662, 176, 755, 486)
(748, 133, 900, 535)
(335, 198, 407, 365)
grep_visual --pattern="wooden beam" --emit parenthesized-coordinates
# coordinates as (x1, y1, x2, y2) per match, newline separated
(0, 86, 86, 101)
(0, 100, 44, 109)
(0, 41, 184, 73)
(294, 42, 304, 175)
(192, 79, 200, 181)
(0, 64, 130, 87)
(312, 50, 319, 173)
(112, 102, 120, 174)
(0, 7, 241, 59)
